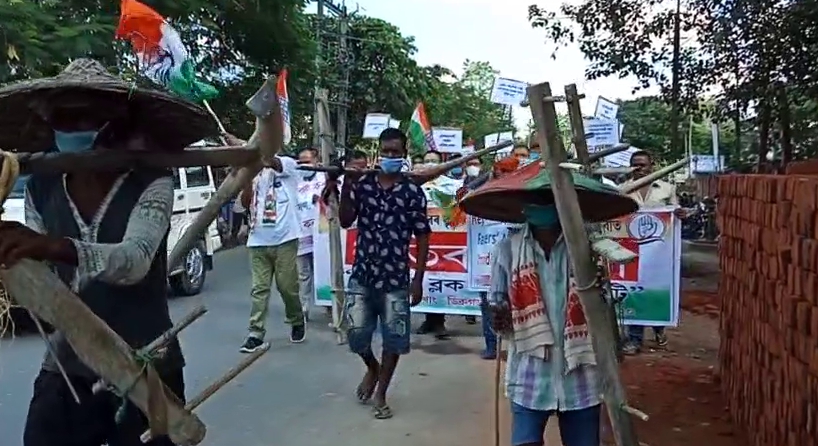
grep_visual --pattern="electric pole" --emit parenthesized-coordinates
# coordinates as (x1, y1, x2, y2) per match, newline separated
(312, 0, 350, 149)
(312, 0, 325, 147)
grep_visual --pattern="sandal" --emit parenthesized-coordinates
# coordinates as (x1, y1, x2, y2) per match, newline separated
(372, 404, 393, 419)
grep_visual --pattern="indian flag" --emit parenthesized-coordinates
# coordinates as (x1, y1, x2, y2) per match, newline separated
(277, 69, 292, 145)
(115, 0, 218, 103)
(407, 102, 437, 152)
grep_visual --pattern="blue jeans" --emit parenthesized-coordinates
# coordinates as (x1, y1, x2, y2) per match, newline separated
(511, 402, 601, 446)
(345, 278, 411, 355)
(480, 294, 497, 353)
(627, 325, 665, 346)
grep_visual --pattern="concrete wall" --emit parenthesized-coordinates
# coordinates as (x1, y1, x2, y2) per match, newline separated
(718, 174, 818, 446)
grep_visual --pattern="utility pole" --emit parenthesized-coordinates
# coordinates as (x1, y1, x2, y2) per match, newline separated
(336, 5, 350, 148)
(669, 0, 682, 157)
(312, 0, 350, 149)
(312, 0, 325, 147)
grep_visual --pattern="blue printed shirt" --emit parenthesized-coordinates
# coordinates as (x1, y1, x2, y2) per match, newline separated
(349, 173, 431, 292)
(489, 234, 602, 412)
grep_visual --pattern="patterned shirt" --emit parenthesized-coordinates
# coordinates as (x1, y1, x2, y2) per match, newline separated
(24, 172, 174, 292)
(489, 235, 602, 411)
(349, 172, 431, 292)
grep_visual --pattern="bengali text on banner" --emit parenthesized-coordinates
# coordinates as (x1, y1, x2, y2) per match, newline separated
(312, 177, 482, 316)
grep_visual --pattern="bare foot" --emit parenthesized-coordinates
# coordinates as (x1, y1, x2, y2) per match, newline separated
(356, 366, 379, 404)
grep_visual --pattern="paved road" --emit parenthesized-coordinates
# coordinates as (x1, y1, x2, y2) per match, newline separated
(0, 247, 499, 446)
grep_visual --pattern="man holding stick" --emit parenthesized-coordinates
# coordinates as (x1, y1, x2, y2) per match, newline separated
(0, 59, 206, 446)
(488, 203, 602, 446)
(237, 133, 306, 351)
(325, 128, 431, 419)
(620, 150, 686, 355)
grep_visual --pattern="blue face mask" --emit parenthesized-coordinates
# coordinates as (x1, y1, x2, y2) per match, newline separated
(523, 204, 560, 228)
(449, 167, 463, 177)
(530, 152, 540, 160)
(54, 130, 98, 153)
(379, 157, 404, 174)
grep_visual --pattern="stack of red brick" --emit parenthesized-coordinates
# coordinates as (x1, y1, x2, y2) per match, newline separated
(718, 174, 818, 446)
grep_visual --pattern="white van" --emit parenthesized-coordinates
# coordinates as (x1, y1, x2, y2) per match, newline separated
(0, 167, 221, 297)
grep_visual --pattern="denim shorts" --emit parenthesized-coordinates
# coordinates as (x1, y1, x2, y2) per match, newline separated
(345, 278, 411, 355)
(510, 402, 600, 446)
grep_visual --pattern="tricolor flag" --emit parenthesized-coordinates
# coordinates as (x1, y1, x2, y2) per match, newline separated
(277, 69, 292, 145)
(408, 102, 437, 152)
(115, 0, 218, 103)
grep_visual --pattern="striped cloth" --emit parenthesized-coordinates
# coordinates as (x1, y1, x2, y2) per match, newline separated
(490, 236, 602, 411)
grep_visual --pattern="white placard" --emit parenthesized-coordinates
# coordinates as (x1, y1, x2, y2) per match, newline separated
(462, 145, 475, 154)
(594, 97, 619, 120)
(363, 113, 391, 139)
(584, 118, 620, 147)
(432, 127, 464, 153)
(484, 131, 514, 147)
(389, 118, 401, 129)
(690, 155, 725, 173)
(601, 146, 639, 168)
(490, 77, 528, 106)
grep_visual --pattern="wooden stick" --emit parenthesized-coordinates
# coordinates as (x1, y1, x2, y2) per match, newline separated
(140, 344, 270, 443)
(167, 76, 282, 270)
(315, 89, 347, 345)
(563, 84, 628, 376)
(529, 82, 640, 446)
(92, 305, 208, 395)
(618, 158, 689, 195)
(16, 146, 257, 174)
(586, 144, 632, 164)
(0, 260, 206, 445)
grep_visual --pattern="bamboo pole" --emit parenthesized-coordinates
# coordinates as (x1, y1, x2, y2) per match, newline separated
(528, 82, 639, 446)
(618, 158, 689, 195)
(564, 84, 626, 369)
(315, 89, 347, 345)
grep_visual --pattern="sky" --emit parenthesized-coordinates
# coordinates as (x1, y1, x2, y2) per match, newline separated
(307, 0, 660, 135)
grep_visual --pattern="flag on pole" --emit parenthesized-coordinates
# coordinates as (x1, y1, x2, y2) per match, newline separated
(115, 0, 218, 103)
(407, 102, 437, 152)
(277, 69, 292, 145)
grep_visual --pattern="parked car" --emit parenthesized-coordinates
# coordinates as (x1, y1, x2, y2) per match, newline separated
(1, 165, 221, 330)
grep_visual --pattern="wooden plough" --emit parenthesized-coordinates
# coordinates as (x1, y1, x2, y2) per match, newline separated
(0, 75, 285, 446)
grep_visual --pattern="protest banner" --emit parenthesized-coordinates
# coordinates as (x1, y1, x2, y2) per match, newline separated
(313, 176, 482, 316)
(593, 206, 681, 326)
(466, 216, 509, 291)
(432, 127, 464, 153)
(296, 173, 325, 256)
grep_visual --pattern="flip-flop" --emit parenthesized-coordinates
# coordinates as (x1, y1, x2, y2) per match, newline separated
(372, 404, 393, 420)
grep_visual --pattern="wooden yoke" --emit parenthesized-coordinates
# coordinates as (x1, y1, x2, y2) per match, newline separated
(527, 82, 641, 446)
(0, 76, 281, 446)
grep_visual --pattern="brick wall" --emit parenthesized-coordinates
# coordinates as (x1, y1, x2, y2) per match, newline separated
(718, 174, 818, 446)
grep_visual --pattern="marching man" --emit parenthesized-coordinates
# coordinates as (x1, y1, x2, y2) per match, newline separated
(489, 203, 602, 446)
(324, 128, 431, 419)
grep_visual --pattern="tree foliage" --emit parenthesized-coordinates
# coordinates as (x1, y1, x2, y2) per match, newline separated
(528, 0, 818, 166)
(2, 1, 511, 152)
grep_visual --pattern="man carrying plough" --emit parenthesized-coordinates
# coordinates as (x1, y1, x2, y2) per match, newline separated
(0, 59, 213, 446)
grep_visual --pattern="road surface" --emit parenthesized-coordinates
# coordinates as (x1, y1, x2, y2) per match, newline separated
(0, 247, 523, 446)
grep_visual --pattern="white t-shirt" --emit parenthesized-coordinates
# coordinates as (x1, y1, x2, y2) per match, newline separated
(246, 157, 301, 247)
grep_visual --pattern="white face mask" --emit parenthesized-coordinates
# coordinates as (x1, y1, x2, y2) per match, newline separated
(465, 165, 481, 177)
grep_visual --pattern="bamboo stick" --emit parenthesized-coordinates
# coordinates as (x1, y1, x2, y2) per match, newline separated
(140, 344, 270, 443)
(618, 158, 689, 195)
(564, 84, 628, 371)
(16, 146, 256, 174)
(529, 82, 639, 446)
(315, 89, 347, 345)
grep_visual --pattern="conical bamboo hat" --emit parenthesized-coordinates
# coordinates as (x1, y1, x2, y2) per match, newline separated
(459, 161, 638, 223)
